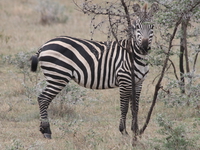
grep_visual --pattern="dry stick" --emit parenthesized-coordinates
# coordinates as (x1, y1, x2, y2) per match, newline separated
(75, 0, 128, 17)
(193, 51, 199, 72)
(187, 51, 199, 98)
(139, 17, 183, 135)
(151, 59, 177, 85)
(168, 59, 179, 80)
(120, 0, 138, 141)
(108, 12, 128, 51)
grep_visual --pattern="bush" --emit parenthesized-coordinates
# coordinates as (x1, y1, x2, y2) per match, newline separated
(151, 114, 199, 150)
(49, 81, 87, 118)
(37, 0, 68, 25)
(6, 139, 24, 150)
(1, 52, 88, 107)
(157, 74, 200, 107)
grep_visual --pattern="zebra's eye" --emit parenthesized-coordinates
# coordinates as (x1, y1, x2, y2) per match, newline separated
(136, 25, 140, 29)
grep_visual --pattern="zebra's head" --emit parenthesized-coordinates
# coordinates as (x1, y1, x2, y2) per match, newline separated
(132, 3, 159, 55)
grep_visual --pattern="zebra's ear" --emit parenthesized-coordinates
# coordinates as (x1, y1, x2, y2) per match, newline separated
(148, 3, 159, 18)
(132, 3, 141, 17)
(132, 19, 136, 26)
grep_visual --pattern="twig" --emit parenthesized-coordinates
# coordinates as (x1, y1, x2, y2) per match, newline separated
(108, 11, 128, 51)
(193, 51, 199, 72)
(168, 59, 179, 80)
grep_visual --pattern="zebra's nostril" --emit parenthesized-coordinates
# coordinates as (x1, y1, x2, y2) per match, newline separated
(141, 38, 149, 50)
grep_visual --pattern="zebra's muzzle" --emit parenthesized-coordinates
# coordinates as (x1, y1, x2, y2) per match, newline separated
(141, 38, 149, 52)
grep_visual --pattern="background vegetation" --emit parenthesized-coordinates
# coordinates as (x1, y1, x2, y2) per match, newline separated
(0, 0, 199, 149)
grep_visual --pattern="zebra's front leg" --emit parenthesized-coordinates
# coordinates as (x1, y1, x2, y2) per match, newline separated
(131, 109, 139, 135)
(130, 82, 143, 136)
(119, 92, 130, 135)
(130, 96, 139, 135)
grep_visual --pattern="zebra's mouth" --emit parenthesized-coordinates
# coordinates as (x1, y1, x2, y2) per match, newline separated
(140, 38, 151, 55)
(141, 46, 151, 55)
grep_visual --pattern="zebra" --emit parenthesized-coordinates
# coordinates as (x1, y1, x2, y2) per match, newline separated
(31, 3, 158, 139)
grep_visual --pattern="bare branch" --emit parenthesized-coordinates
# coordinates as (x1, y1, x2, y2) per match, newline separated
(121, 0, 133, 42)
(108, 11, 128, 51)
(75, 0, 129, 17)
(168, 59, 179, 80)
(193, 51, 200, 72)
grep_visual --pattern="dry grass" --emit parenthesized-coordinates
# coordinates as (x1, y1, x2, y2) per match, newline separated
(0, 0, 199, 149)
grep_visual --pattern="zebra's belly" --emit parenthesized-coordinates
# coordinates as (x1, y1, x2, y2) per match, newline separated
(72, 72, 119, 90)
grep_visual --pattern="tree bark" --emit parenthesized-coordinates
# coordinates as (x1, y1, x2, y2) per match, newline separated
(179, 18, 190, 94)
(180, 33, 185, 94)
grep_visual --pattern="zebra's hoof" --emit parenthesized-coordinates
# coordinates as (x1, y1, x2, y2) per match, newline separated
(43, 133, 51, 139)
(122, 130, 129, 135)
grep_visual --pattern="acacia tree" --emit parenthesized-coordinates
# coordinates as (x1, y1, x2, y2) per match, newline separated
(74, 0, 200, 144)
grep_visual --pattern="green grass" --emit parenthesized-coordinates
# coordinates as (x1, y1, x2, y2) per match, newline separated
(0, 0, 199, 149)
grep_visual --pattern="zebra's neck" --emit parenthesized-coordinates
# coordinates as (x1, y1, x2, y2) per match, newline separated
(131, 40, 149, 65)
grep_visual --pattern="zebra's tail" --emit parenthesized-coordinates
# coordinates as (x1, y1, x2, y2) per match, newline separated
(31, 55, 39, 72)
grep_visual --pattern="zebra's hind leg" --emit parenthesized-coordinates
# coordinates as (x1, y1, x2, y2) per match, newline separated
(38, 83, 65, 139)
(40, 120, 51, 139)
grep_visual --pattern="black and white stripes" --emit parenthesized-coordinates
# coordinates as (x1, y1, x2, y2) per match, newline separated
(38, 37, 127, 89)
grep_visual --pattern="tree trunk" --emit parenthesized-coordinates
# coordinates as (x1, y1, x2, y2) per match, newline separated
(179, 18, 190, 94)
(180, 35, 185, 94)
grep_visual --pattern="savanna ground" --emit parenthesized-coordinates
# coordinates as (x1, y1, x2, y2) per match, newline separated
(0, 0, 199, 149)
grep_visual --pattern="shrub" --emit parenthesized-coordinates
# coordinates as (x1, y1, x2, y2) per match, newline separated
(151, 114, 199, 150)
(49, 81, 87, 118)
(6, 139, 24, 150)
(37, 0, 68, 25)
(158, 75, 200, 107)
(1, 52, 87, 106)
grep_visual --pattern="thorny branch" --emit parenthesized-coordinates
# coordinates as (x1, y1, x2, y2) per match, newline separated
(193, 51, 199, 72)
(108, 11, 127, 51)
(120, 0, 132, 40)
(168, 59, 179, 80)
(139, 9, 186, 135)
(74, 0, 132, 17)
